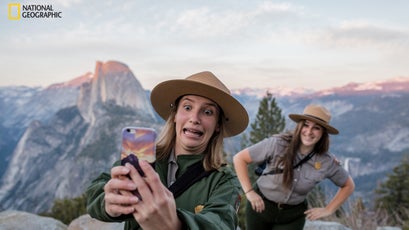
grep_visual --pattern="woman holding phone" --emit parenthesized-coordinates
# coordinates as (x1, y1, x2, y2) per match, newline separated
(86, 71, 249, 229)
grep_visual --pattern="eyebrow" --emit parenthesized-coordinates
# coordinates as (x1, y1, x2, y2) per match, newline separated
(181, 97, 219, 109)
(305, 120, 322, 128)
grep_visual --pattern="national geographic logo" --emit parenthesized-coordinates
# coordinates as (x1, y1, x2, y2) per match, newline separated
(8, 3, 62, 20)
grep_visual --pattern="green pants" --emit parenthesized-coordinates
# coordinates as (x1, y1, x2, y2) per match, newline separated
(245, 187, 307, 230)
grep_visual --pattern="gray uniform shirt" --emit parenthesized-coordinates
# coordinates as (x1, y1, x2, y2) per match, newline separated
(248, 134, 349, 205)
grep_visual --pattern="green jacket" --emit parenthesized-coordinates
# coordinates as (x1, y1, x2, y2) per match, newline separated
(86, 154, 241, 230)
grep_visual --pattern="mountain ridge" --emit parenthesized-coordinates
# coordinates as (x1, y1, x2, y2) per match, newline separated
(232, 76, 409, 98)
(0, 60, 160, 212)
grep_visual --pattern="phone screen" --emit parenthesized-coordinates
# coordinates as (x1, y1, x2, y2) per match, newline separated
(121, 127, 157, 163)
(120, 127, 157, 199)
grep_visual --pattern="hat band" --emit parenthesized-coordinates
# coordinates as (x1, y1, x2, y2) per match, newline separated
(304, 114, 328, 124)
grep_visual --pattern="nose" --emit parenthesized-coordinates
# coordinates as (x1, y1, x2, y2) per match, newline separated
(190, 111, 201, 125)
(305, 126, 313, 135)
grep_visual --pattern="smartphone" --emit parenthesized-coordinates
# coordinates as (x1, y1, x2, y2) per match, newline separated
(120, 127, 157, 177)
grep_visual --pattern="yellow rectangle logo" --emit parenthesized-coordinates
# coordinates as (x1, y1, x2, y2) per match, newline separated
(8, 3, 21, 20)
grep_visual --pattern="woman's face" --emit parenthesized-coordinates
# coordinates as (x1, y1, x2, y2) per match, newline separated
(299, 119, 323, 152)
(174, 95, 220, 155)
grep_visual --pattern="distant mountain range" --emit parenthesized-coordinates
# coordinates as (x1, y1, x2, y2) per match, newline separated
(0, 60, 408, 213)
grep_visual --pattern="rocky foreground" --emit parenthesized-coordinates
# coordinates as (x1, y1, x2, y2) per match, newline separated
(0, 210, 402, 230)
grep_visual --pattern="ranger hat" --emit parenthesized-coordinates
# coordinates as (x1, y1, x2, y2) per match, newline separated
(150, 71, 249, 137)
(289, 104, 339, 135)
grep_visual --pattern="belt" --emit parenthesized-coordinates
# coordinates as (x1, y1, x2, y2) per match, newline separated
(255, 185, 305, 210)
(261, 194, 304, 210)
(269, 200, 302, 210)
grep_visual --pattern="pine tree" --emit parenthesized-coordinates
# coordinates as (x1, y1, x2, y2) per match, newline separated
(249, 91, 285, 145)
(40, 193, 87, 225)
(248, 92, 285, 176)
(375, 155, 409, 227)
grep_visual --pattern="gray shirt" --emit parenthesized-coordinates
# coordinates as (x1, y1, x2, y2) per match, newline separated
(248, 134, 349, 205)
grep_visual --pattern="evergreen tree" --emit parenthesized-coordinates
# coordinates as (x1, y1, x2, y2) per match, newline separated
(40, 193, 87, 225)
(249, 92, 285, 144)
(240, 132, 250, 149)
(249, 92, 285, 176)
(375, 155, 409, 227)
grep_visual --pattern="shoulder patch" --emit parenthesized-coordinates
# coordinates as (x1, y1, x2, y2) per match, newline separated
(333, 157, 341, 165)
(195, 205, 204, 214)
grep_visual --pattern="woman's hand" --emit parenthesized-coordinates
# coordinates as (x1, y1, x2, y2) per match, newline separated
(234, 149, 266, 213)
(126, 160, 182, 230)
(304, 207, 332, 220)
(246, 190, 265, 213)
(103, 165, 139, 217)
(305, 176, 355, 220)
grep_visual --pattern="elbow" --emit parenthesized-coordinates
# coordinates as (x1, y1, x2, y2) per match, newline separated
(232, 153, 238, 162)
(232, 151, 242, 166)
(344, 176, 355, 195)
(233, 149, 250, 164)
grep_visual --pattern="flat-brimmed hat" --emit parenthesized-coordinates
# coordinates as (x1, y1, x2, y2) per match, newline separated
(150, 71, 249, 137)
(289, 104, 339, 135)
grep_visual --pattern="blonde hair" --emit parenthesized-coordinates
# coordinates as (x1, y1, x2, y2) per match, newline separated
(155, 102, 226, 171)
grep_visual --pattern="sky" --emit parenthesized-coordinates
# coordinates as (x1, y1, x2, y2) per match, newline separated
(1, 0, 409, 91)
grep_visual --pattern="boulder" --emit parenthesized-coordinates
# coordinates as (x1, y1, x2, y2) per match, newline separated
(0, 210, 67, 230)
(68, 214, 124, 230)
(304, 220, 351, 230)
(376, 227, 402, 230)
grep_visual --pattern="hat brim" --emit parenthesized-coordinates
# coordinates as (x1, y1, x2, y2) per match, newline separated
(150, 79, 249, 137)
(289, 114, 339, 135)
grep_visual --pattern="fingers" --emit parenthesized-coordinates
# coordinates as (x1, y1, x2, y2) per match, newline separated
(305, 210, 317, 220)
(247, 193, 265, 213)
(125, 161, 172, 212)
(104, 173, 137, 193)
(104, 194, 138, 217)
(104, 181, 139, 217)
(103, 166, 140, 217)
(127, 161, 179, 229)
(104, 181, 138, 203)
(125, 160, 164, 195)
(125, 162, 151, 201)
(251, 201, 264, 213)
(139, 160, 166, 196)
(304, 208, 329, 220)
(111, 165, 130, 178)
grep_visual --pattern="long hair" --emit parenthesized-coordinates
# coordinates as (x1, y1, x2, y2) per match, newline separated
(155, 98, 226, 171)
(280, 120, 330, 189)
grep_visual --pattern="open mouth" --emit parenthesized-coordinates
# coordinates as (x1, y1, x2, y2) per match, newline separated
(183, 128, 203, 137)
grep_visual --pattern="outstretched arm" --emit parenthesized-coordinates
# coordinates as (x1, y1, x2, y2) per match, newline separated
(233, 149, 253, 195)
(305, 176, 355, 220)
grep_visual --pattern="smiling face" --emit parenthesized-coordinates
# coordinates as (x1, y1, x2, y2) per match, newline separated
(299, 119, 324, 154)
(173, 95, 221, 155)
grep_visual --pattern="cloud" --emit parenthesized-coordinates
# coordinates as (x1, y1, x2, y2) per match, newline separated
(306, 20, 409, 51)
(169, 2, 303, 39)
(2, 0, 408, 89)
(52, 0, 83, 8)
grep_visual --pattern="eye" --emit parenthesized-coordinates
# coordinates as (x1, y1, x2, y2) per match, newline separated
(203, 109, 214, 116)
(183, 105, 192, 111)
(313, 125, 323, 131)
